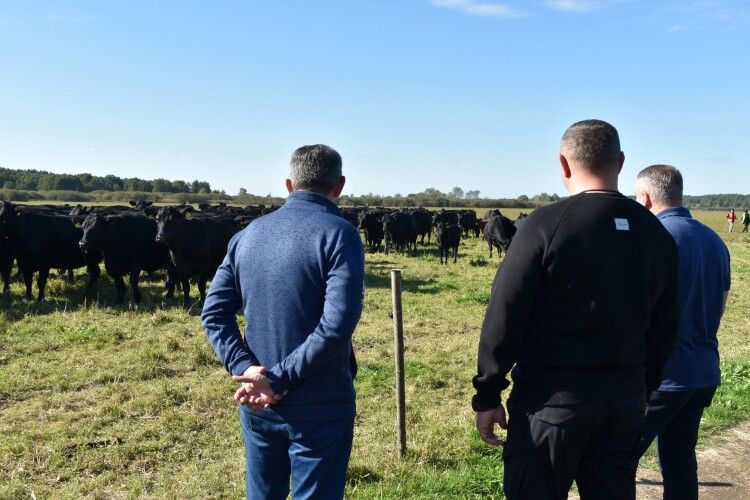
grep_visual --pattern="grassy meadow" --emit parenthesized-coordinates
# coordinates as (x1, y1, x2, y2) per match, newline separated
(1, 209, 748, 499)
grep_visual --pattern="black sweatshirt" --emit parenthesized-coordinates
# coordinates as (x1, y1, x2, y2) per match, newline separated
(472, 191, 679, 411)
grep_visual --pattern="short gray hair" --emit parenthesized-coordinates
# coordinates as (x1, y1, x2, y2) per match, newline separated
(561, 119, 621, 171)
(637, 164, 683, 205)
(289, 144, 342, 193)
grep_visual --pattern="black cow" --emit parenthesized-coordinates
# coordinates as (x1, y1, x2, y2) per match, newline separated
(358, 210, 386, 252)
(411, 208, 433, 245)
(156, 206, 240, 307)
(458, 210, 478, 238)
(79, 213, 173, 304)
(515, 212, 529, 230)
(483, 214, 517, 259)
(383, 211, 417, 254)
(436, 223, 461, 264)
(0, 202, 100, 301)
(483, 209, 501, 220)
(433, 209, 460, 227)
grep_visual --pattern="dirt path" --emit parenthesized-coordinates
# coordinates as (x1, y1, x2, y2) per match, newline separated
(635, 420, 750, 499)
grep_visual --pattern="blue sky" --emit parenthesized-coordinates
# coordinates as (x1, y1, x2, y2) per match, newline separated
(1, 1, 748, 197)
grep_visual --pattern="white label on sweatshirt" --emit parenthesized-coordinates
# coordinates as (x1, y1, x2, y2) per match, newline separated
(615, 218, 630, 231)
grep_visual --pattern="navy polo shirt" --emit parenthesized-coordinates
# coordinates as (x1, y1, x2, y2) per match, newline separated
(656, 207, 731, 391)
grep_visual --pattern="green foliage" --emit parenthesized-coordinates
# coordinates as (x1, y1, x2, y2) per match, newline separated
(0, 166, 212, 194)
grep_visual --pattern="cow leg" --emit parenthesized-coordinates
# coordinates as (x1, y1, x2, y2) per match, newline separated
(1, 268, 9, 294)
(86, 262, 100, 291)
(197, 278, 207, 303)
(164, 267, 175, 298)
(488, 242, 493, 259)
(113, 275, 127, 304)
(23, 270, 34, 301)
(67, 268, 75, 283)
(37, 268, 50, 302)
(180, 278, 191, 308)
(453, 246, 458, 263)
(129, 270, 142, 304)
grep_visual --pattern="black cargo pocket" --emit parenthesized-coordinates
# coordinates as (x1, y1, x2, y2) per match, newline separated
(533, 406, 578, 426)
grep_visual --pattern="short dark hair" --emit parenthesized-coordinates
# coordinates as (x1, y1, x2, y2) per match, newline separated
(289, 144, 342, 194)
(637, 164, 683, 205)
(561, 119, 621, 171)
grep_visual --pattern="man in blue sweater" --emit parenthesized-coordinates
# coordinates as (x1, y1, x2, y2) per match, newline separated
(201, 144, 365, 499)
(634, 165, 731, 500)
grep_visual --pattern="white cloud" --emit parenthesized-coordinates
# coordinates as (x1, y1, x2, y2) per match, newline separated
(544, 0, 599, 12)
(430, 0, 526, 18)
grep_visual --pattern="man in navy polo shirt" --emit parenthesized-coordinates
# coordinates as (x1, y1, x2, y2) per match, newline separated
(202, 144, 365, 499)
(634, 165, 731, 500)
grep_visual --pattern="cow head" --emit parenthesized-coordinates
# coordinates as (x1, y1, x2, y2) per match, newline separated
(155, 206, 191, 244)
(79, 214, 108, 253)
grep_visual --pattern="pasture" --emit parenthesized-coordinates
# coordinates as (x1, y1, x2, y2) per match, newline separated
(0, 208, 748, 499)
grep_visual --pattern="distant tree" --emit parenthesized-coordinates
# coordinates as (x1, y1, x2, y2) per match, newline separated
(449, 187, 465, 199)
(238, 187, 248, 196)
(465, 190, 480, 200)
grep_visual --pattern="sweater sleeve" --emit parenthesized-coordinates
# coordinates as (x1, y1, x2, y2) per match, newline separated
(201, 235, 260, 376)
(472, 220, 547, 411)
(265, 238, 365, 394)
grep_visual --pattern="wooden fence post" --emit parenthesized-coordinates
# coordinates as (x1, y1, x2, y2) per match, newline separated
(390, 269, 407, 457)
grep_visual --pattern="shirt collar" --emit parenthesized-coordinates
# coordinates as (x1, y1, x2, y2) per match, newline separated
(656, 206, 692, 220)
(283, 191, 341, 215)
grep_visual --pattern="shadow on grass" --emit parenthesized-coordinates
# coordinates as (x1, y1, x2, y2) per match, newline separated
(0, 270, 200, 320)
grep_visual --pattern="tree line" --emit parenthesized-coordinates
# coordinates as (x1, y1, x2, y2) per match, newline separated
(0, 167, 213, 194)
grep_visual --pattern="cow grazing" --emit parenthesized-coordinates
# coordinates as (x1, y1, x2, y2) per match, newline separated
(383, 211, 417, 254)
(436, 223, 461, 264)
(156, 206, 240, 307)
(0, 202, 100, 301)
(79, 213, 173, 304)
(483, 214, 517, 259)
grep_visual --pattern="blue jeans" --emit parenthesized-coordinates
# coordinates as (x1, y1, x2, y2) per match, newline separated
(240, 406, 354, 500)
(633, 387, 717, 500)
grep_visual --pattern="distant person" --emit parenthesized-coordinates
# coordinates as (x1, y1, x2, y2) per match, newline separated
(471, 119, 679, 500)
(742, 209, 750, 232)
(634, 165, 731, 500)
(727, 209, 736, 232)
(202, 145, 365, 499)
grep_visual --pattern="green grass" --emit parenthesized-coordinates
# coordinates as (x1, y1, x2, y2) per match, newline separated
(1, 211, 749, 498)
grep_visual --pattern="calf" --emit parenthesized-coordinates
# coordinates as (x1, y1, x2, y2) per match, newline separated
(0, 202, 100, 301)
(483, 215, 517, 259)
(436, 223, 461, 264)
(156, 207, 240, 307)
(458, 210, 478, 238)
(79, 213, 173, 304)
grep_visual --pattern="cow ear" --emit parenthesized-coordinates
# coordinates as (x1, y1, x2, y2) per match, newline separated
(129, 200, 137, 207)
(179, 206, 193, 216)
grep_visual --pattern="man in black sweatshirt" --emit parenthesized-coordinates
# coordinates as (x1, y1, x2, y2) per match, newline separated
(472, 119, 679, 500)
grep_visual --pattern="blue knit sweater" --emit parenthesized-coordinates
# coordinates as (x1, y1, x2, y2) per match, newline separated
(201, 191, 365, 422)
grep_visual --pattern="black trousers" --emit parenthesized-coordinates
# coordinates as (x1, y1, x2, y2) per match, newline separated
(503, 395, 647, 500)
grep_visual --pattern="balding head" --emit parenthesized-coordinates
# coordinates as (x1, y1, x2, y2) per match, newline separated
(561, 119, 622, 172)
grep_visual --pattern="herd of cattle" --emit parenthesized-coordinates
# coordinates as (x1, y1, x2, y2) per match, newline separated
(0, 200, 526, 304)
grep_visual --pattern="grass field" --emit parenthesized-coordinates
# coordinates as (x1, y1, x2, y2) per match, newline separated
(1, 209, 748, 499)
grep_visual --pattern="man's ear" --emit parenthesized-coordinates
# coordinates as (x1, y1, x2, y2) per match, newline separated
(617, 151, 625, 174)
(331, 176, 346, 199)
(642, 192, 653, 210)
(285, 179, 294, 194)
(559, 154, 572, 179)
